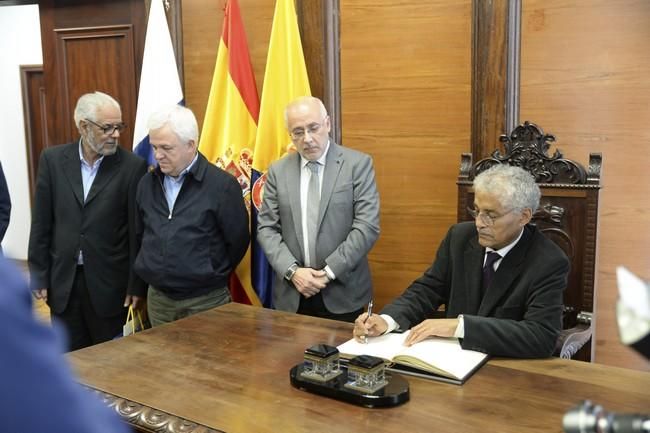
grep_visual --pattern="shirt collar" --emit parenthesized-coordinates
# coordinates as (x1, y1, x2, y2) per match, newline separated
(78, 138, 104, 167)
(300, 140, 330, 169)
(486, 227, 525, 258)
(167, 152, 199, 182)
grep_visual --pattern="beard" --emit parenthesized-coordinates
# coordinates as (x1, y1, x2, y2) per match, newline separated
(86, 129, 118, 156)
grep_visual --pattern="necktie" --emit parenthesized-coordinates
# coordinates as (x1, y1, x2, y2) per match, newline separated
(481, 251, 501, 296)
(306, 161, 320, 267)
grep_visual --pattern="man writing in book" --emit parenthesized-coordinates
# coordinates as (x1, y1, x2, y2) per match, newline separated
(354, 164, 569, 358)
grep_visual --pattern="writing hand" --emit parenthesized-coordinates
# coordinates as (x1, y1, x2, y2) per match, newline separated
(353, 312, 388, 342)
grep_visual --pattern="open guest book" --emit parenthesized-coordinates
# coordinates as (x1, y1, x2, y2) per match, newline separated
(337, 330, 488, 385)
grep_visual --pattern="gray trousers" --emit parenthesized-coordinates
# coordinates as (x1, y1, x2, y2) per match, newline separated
(147, 285, 231, 327)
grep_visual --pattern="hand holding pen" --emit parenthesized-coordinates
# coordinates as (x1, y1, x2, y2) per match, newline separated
(361, 299, 374, 344)
(353, 299, 388, 343)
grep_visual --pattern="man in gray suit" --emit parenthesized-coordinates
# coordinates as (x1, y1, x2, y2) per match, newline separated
(257, 96, 380, 322)
(29, 91, 147, 351)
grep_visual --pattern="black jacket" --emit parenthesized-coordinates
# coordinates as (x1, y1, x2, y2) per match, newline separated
(382, 222, 569, 358)
(28, 143, 147, 317)
(134, 152, 249, 299)
(0, 161, 11, 249)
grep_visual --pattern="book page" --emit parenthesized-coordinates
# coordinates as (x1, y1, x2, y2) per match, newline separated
(336, 332, 408, 361)
(395, 335, 487, 380)
(337, 331, 487, 381)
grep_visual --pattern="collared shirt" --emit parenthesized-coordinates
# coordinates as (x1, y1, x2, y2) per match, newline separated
(163, 153, 198, 215)
(79, 139, 104, 201)
(77, 140, 105, 264)
(382, 227, 526, 337)
(299, 142, 335, 279)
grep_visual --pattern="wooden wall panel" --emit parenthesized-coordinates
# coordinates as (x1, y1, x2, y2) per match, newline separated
(520, 0, 650, 370)
(471, 0, 509, 159)
(54, 26, 137, 147)
(20, 65, 46, 200)
(182, 0, 274, 129)
(340, 1, 472, 309)
(39, 0, 146, 149)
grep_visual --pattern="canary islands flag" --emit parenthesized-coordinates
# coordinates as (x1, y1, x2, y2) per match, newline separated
(250, 0, 311, 307)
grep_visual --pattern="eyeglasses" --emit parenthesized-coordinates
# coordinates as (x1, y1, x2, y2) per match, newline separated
(467, 207, 514, 226)
(290, 122, 324, 140)
(85, 118, 126, 135)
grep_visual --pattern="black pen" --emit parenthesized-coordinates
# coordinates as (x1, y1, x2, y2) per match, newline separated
(361, 299, 374, 344)
(365, 299, 374, 322)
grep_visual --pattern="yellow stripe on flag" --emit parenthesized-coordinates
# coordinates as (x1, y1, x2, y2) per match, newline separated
(252, 0, 311, 174)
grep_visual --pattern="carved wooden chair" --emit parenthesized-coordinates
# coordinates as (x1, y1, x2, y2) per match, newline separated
(457, 121, 602, 361)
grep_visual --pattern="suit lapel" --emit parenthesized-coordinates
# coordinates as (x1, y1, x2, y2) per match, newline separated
(286, 154, 305, 259)
(464, 239, 484, 315)
(478, 227, 531, 315)
(62, 143, 84, 206)
(85, 148, 121, 206)
(317, 142, 342, 229)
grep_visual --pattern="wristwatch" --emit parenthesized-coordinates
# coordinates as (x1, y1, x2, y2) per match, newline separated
(284, 263, 299, 281)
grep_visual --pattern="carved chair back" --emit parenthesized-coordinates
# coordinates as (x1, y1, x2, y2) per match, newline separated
(457, 121, 602, 361)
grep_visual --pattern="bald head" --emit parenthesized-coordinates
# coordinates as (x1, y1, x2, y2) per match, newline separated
(285, 96, 331, 161)
(284, 96, 328, 128)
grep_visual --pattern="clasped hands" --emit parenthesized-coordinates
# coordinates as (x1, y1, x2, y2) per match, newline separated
(353, 314, 459, 346)
(292, 267, 330, 298)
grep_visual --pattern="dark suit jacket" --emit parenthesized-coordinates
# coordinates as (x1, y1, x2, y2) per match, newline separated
(28, 142, 147, 317)
(0, 258, 130, 433)
(0, 161, 10, 247)
(381, 222, 569, 358)
(258, 142, 380, 314)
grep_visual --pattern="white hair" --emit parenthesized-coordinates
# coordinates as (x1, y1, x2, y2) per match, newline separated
(147, 104, 199, 144)
(73, 91, 120, 127)
(473, 164, 541, 213)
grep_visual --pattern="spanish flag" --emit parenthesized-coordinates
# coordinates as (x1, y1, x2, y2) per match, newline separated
(199, 0, 260, 305)
(250, 0, 311, 307)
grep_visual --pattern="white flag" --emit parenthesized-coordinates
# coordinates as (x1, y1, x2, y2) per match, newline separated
(133, 0, 183, 166)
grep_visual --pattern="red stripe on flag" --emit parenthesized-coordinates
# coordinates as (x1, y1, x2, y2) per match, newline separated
(222, 0, 260, 123)
(228, 272, 252, 304)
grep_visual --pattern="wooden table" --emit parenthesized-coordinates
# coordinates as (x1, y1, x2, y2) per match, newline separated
(68, 303, 650, 433)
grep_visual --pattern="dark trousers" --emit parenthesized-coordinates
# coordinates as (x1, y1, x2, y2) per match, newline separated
(51, 266, 125, 352)
(297, 292, 363, 323)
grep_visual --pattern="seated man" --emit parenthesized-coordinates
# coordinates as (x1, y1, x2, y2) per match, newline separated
(354, 164, 569, 358)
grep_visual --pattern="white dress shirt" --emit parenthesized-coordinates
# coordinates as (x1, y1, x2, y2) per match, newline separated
(299, 142, 335, 279)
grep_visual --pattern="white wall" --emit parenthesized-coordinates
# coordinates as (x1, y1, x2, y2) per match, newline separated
(0, 5, 42, 260)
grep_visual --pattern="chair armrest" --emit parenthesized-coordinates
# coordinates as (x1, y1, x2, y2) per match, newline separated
(554, 323, 592, 359)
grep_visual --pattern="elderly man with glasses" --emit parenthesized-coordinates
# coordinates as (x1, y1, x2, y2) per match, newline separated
(258, 96, 380, 323)
(29, 91, 147, 351)
(354, 164, 570, 358)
